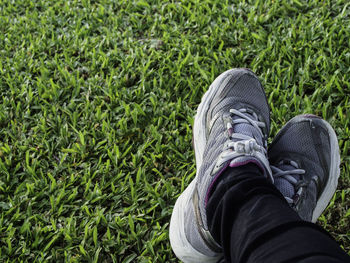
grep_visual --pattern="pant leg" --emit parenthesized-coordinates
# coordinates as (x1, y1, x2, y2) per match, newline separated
(206, 164, 350, 263)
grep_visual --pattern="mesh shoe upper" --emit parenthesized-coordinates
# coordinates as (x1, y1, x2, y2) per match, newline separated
(268, 115, 336, 221)
(207, 72, 270, 140)
(185, 69, 272, 255)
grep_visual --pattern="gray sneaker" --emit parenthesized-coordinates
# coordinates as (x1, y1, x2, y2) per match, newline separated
(268, 115, 340, 222)
(169, 68, 273, 263)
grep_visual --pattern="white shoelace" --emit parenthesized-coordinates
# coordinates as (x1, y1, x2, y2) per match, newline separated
(271, 160, 305, 204)
(215, 108, 273, 180)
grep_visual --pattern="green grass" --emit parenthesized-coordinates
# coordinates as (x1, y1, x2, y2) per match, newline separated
(0, 0, 349, 261)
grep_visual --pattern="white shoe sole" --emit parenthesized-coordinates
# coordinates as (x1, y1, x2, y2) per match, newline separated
(169, 180, 220, 263)
(311, 119, 340, 223)
(170, 69, 242, 263)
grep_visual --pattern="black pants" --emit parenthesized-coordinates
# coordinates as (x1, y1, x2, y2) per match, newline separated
(206, 164, 350, 263)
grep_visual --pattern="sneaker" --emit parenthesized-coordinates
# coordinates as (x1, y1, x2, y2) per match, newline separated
(268, 115, 340, 222)
(169, 68, 273, 263)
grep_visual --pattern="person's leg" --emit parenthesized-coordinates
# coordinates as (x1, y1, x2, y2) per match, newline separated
(207, 164, 350, 263)
(207, 114, 350, 263)
(169, 69, 349, 263)
(170, 68, 272, 262)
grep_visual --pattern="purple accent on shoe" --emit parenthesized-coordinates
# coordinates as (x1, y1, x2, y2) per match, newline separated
(228, 128, 234, 137)
(230, 159, 265, 174)
(204, 159, 265, 207)
(204, 162, 229, 207)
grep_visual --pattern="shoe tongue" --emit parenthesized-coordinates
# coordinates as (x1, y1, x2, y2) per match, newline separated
(274, 164, 300, 200)
(233, 122, 263, 146)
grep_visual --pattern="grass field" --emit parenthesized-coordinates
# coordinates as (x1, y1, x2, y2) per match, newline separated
(0, 0, 349, 262)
